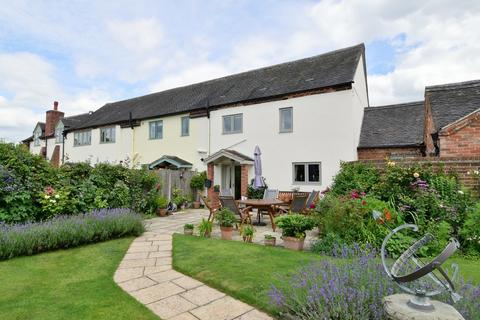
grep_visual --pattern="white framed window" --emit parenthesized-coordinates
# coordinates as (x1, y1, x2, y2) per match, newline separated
(279, 107, 293, 133)
(222, 113, 243, 134)
(34, 129, 41, 146)
(74, 130, 91, 146)
(149, 120, 163, 139)
(292, 162, 321, 184)
(55, 123, 64, 143)
(100, 127, 115, 143)
(181, 116, 189, 136)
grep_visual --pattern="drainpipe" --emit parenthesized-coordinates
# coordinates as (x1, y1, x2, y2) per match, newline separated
(62, 132, 66, 165)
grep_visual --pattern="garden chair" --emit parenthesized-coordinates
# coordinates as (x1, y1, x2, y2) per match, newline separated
(304, 190, 320, 214)
(202, 196, 218, 222)
(278, 194, 308, 215)
(258, 189, 279, 221)
(219, 196, 253, 228)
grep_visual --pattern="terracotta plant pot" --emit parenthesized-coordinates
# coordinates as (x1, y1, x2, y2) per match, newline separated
(282, 236, 305, 251)
(264, 238, 276, 247)
(157, 208, 168, 217)
(184, 228, 194, 235)
(193, 201, 201, 209)
(220, 226, 234, 240)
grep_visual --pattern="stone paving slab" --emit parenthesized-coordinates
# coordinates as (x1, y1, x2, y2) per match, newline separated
(114, 209, 274, 320)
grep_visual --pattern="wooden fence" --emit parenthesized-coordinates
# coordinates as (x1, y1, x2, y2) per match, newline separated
(154, 169, 195, 200)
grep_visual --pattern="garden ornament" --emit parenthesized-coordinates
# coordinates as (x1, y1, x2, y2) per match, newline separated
(373, 210, 462, 311)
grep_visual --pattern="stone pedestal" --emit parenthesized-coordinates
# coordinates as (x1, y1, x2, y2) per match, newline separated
(383, 294, 464, 320)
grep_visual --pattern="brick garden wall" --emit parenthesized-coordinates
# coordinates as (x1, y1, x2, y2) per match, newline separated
(439, 112, 480, 157)
(355, 157, 480, 191)
(357, 147, 423, 160)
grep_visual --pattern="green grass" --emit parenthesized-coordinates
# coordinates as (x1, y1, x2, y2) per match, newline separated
(0, 238, 158, 320)
(172, 234, 480, 315)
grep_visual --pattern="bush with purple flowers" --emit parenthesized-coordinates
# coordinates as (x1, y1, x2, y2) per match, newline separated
(269, 244, 480, 319)
(0, 208, 144, 260)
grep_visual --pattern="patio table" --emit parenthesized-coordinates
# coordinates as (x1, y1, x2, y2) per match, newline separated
(237, 199, 285, 231)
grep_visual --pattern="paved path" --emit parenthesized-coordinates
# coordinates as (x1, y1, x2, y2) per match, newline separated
(114, 210, 273, 320)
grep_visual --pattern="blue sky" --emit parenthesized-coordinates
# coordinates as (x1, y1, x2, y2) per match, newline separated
(1, 0, 480, 141)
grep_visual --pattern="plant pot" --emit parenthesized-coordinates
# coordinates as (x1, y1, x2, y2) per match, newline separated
(157, 208, 168, 217)
(264, 238, 276, 247)
(193, 201, 201, 209)
(282, 236, 304, 251)
(220, 226, 234, 240)
(184, 228, 193, 235)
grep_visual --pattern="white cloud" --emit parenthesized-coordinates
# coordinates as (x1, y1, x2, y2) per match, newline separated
(107, 18, 164, 53)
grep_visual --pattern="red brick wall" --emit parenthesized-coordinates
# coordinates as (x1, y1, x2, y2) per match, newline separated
(358, 147, 423, 160)
(50, 145, 60, 167)
(45, 110, 64, 136)
(206, 163, 219, 209)
(439, 113, 480, 157)
(356, 157, 480, 191)
(423, 94, 436, 155)
(240, 165, 249, 197)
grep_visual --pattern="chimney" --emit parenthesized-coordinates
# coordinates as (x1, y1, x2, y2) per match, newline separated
(45, 101, 65, 137)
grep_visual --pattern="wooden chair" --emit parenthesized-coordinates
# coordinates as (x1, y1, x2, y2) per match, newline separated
(304, 190, 320, 213)
(278, 194, 308, 215)
(202, 196, 218, 222)
(219, 196, 253, 227)
(259, 189, 279, 220)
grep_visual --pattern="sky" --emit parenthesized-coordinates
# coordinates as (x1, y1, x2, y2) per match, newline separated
(1, 0, 480, 142)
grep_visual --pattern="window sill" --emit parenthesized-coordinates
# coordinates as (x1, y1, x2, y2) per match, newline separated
(222, 131, 243, 135)
(99, 141, 116, 144)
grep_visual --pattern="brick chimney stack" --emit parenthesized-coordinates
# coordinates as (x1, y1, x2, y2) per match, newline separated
(45, 101, 64, 137)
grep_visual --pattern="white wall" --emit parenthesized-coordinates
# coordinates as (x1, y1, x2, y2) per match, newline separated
(64, 125, 132, 164)
(209, 75, 367, 191)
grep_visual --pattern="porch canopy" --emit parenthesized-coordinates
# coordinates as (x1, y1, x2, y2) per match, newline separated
(149, 155, 193, 170)
(204, 149, 254, 199)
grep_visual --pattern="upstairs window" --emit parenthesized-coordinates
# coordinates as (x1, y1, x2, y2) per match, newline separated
(34, 129, 41, 146)
(55, 123, 64, 143)
(74, 130, 91, 146)
(279, 107, 293, 133)
(100, 127, 116, 143)
(222, 113, 243, 134)
(181, 116, 189, 136)
(149, 120, 163, 139)
(293, 162, 321, 184)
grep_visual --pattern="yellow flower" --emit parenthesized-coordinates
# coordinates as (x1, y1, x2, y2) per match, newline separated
(45, 195, 50, 199)
(413, 172, 420, 178)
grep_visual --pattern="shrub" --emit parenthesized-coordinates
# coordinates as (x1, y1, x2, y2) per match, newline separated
(215, 208, 236, 227)
(247, 178, 268, 199)
(0, 208, 144, 260)
(275, 214, 315, 239)
(155, 196, 169, 209)
(190, 171, 206, 201)
(198, 218, 212, 237)
(330, 161, 379, 196)
(460, 203, 480, 256)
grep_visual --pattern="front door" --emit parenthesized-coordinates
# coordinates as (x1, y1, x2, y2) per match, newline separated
(221, 164, 241, 199)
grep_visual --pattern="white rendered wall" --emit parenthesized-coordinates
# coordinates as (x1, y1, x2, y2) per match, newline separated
(209, 72, 367, 191)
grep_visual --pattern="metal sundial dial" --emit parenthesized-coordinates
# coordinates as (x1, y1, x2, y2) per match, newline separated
(378, 220, 462, 311)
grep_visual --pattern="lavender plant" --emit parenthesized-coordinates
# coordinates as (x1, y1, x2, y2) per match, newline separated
(269, 243, 479, 319)
(0, 208, 144, 260)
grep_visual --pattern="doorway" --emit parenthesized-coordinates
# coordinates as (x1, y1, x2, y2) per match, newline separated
(221, 164, 241, 199)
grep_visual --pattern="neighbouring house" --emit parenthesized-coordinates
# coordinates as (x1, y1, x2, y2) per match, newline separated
(358, 79, 480, 160)
(23, 43, 369, 197)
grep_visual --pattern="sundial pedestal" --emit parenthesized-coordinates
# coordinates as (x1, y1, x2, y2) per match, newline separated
(383, 294, 464, 320)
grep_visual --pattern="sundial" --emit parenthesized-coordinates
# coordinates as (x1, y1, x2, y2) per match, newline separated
(374, 211, 462, 311)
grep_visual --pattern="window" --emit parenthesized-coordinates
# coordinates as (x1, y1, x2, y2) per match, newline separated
(74, 130, 91, 146)
(181, 116, 189, 136)
(34, 129, 41, 146)
(222, 113, 243, 134)
(279, 107, 293, 133)
(149, 120, 163, 139)
(55, 123, 64, 143)
(100, 127, 116, 143)
(293, 162, 321, 184)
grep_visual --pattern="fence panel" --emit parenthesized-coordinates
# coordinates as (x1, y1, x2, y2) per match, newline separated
(155, 169, 195, 200)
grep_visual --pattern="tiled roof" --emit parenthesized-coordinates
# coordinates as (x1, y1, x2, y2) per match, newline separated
(358, 102, 425, 148)
(427, 79, 480, 131)
(62, 113, 93, 129)
(75, 44, 365, 130)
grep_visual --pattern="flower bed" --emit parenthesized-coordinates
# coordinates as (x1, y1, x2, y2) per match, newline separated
(0, 208, 144, 260)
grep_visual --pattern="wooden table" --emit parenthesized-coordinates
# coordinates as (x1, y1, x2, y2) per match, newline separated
(237, 199, 285, 231)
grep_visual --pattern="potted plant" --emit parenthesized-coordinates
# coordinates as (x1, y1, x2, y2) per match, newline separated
(213, 184, 220, 193)
(184, 223, 194, 235)
(198, 218, 212, 237)
(156, 196, 169, 217)
(240, 224, 255, 243)
(215, 208, 236, 240)
(275, 214, 315, 251)
(264, 234, 276, 246)
(190, 171, 206, 209)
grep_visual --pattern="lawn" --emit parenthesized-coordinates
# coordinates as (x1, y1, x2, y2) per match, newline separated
(0, 238, 158, 320)
(172, 234, 480, 316)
